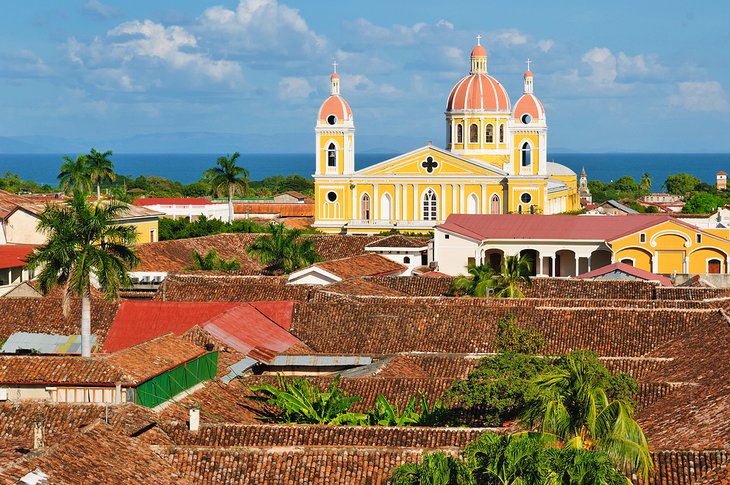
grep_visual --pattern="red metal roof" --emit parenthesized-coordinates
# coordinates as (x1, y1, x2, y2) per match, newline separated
(132, 197, 212, 206)
(438, 214, 681, 242)
(102, 301, 299, 361)
(576, 262, 673, 287)
(0, 245, 37, 269)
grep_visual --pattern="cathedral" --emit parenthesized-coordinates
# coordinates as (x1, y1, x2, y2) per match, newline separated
(313, 38, 580, 234)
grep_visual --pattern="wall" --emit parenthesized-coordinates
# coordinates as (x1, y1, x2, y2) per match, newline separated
(433, 229, 479, 275)
(5, 210, 45, 245)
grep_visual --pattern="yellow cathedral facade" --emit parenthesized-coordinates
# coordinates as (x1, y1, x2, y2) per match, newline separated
(313, 38, 580, 234)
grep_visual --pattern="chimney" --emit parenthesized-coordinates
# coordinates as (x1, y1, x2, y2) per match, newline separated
(189, 407, 200, 432)
(33, 419, 44, 450)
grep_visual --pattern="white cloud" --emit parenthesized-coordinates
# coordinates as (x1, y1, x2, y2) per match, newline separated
(345, 18, 454, 47)
(278, 77, 314, 100)
(485, 29, 528, 48)
(198, 0, 326, 59)
(81, 0, 123, 20)
(0, 50, 53, 78)
(66, 19, 243, 91)
(670, 81, 729, 112)
(537, 39, 555, 53)
(581, 47, 617, 83)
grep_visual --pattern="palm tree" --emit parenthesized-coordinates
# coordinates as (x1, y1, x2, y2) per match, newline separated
(493, 254, 533, 298)
(523, 352, 653, 482)
(451, 263, 495, 297)
(58, 155, 92, 195)
(185, 249, 240, 271)
(390, 451, 470, 485)
(25, 191, 139, 357)
(247, 223, 320, 274)
(205, 152, 249, 223)
(86, 148, 116, 199)
(465, 432, 554, 485)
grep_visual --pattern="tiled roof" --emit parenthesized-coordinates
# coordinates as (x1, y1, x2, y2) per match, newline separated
(316, 278, 409, 298)
(365, 235, 430, 249)
(133, 197, 212, 206)
(310, 253, 406, 280)
(153, 274, 315, 302)
(696, 460, 730, 485)
(365, 276, 454, 296)
(0, 421, 191, 485)
(438, 214, 675, 241)
(0, 334, 206, 386)
(0, 297, 118, 347)
(525, 278, 658, 299)
(135, 233, 423, 273)
(648, 450, 729, 485)
(291, 303, 712, 356)
(0, 402, 157, 466)
(234, 203, 314, 217)
(576, 262, 673, 287)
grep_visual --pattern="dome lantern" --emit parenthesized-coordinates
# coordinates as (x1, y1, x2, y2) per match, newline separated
(470, 35, 488, 74)
(330, 61, 340, 96)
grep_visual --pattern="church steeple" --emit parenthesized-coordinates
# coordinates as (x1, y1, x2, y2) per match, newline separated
(330, 61, 340, 95)
(523, 59, 534, 94)
(470, 35, 487, 74)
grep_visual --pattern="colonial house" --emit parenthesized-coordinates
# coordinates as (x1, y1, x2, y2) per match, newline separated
(434, 214, 730, 276)
(132, 197, 228, 222)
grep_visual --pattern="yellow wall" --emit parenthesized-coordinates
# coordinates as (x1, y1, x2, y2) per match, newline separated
(125, 219, 159, 244)
(318, 132, 348, 175)
(611, 220, 730, 274)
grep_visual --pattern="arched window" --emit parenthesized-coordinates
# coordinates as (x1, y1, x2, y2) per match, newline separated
(485, 124, 494, 143)
(456, 124, 463, 144)
(520, 142, 532, 167)
(422, 189, 438, 221)
(447, 122, 452, 144)
(499, 124, 504, 143)
(490, 194, 501, 214)
(529, 205, 535, 214)
(361, 194, 371, 221)
(467, 193, 478, 214)
(469, 124, 478, 143)
(327, 143, 337, 167)
(403, 256, 411, 264)
(518, 205, 523, 214)
(379, 193, 392, 221)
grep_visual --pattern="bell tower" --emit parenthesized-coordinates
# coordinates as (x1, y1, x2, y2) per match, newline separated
(315, 62, 355, 176)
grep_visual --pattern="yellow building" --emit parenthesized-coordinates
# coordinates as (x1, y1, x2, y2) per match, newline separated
(435, 214, 730, 276)
(313, 39, 580, 234)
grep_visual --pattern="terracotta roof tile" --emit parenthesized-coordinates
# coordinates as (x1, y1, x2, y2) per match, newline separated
(153, 274, 316, 302)
(365, 235, 430, 249)
(311, 254, 406, 280)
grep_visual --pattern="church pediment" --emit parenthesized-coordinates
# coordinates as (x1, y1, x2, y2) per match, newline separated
(355, 146, 508, 178)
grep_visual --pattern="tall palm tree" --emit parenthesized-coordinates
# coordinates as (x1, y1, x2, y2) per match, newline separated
(86, 148, 116, 199)
(246, 223, 320, 274)
(25, 191, 139, 357)
(493, 254, 533, 298)
(205, 152, 249, 223)
(523, 352, 653, 482)
(451, 263, 495, 297)
(58, 155, 92, 195)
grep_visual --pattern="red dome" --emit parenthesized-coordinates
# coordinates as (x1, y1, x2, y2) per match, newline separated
(446, 74, 511, 112)
(330, 72, 340, 79)
(470, 44, 487, 57)
(318, 95, 352, 122)
(513, 93, 545, 121)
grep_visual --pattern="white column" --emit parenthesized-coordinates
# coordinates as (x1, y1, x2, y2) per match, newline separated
(537, 256, 543, 276)
(402, 184, 408, 220)
(479, 117, 484, 150)
(374, 183, 379, 221)
(552, 255, 557, 277)
(481, 184, 487, 214)
(440, 184, 446, 220)
(395, 184, 401, 223)
(414, 184, 419, 220)
(452, 184, 457, 215)
(352, 187, 357, 220)
(459, 183, 465, 213)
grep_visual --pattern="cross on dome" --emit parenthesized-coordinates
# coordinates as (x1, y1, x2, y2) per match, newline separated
(476, 34, 481, 45)
(526, 58, 531, 71)
(332, 60, 337, 73)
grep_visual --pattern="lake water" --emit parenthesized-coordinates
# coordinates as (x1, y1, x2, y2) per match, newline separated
(0, 152, 728, 192)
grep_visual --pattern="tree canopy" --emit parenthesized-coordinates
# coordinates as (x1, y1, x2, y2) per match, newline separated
(663, 173, 702, 195)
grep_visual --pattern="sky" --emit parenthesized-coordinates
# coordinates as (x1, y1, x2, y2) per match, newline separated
(0, 0, 729, 153)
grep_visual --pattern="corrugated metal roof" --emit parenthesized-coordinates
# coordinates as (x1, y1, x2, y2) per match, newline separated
(1, 332, 97, 354)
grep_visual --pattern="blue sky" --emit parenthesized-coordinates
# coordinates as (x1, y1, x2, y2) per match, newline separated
(0, 0, 728, 153)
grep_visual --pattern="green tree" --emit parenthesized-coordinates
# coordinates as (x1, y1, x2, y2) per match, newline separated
(86, 148, 116, 199)
(663, 173, 701, 195)
(682, 192, 724, 214)
(493, 314, 547, 354)
(523, 351, 651, 482)
(25, 191, 139, 357)
(639, 172, 652, 193)
(465, 432, 553, 485)
(58, 155, 92, 194)
(390, 451, 471, 485)
(205, 152, 249, 223)
(185, 249, 241, 271)
(493, 255, 532, 298)
(247, 223, 320, 274)
(451, 263, 495, 297)
(250, 374, 367, 425)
